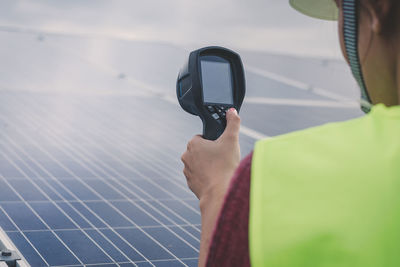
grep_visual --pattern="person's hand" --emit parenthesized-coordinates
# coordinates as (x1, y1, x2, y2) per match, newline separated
(182, 108, 241, 267)
(181, 108, 241, 204)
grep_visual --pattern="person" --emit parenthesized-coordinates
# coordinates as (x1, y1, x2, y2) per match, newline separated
(181, 0, 400, 266)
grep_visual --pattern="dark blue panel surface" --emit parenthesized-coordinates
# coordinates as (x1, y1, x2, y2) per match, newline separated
(165, 226, 200, 248)
(84, 179, 126, 200)
(30, 202, 77, 230)
(133, 180, 173, 199)
(105, 181, 141, 200)
(135, 263, 155, 267)
(25, 231, 80, 266)
(61, 179, 102, 201)
(85, 201, 133, 227)
(112, 201, 161, 227)
(45, 179, 76, 200)
(56, 230, 113, 264)
(101, 229, 146, 262)
(7, 232, 47, 266)
(57, 202, 92, 229)
(150, 260, 186, 266)
(69, 202, 107, 229)
(181, 226, 201, 242)
(1, 203, 47, 231)
(32, 179, 64, 201)
(116, 228, 175, 261)
(0, 178, 20, 201)
(152, 179, 194, 199)
(144, 227, 198, 258)
(182, 259, 199, 267)
(85, 229, 131, 262)
(0, 208, 17, 231)
(134, 200, 186, 226)
(5, 179, 48, 201)
(159, 200, 201, 225)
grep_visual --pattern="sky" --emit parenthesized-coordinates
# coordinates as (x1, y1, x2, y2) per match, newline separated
(0, 0, 342, 59)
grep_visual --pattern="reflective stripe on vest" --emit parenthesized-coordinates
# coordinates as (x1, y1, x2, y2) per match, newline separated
(250, 104, 400, 267)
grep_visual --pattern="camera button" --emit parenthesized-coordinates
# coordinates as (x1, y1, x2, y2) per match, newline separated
(211, 113, 220, 120)
(207, 105, 215, 112)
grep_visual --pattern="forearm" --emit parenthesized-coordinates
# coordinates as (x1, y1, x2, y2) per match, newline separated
(198, 153, 253, 267)
(180, 109, 242, 266)
(198, 189, 226, 267)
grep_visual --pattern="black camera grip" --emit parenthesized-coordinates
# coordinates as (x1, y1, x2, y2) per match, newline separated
(202, 118, 226, 141)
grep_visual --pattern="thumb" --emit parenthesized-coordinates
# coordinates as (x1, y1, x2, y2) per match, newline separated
(220, 108, 241, 141)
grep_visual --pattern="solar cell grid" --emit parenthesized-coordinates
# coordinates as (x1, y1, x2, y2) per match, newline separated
(0, 92, 223, 266)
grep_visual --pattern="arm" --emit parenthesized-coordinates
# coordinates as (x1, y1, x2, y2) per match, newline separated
(205, 153, 252, 267)
(181, 108, 241, 267)
(198, 188, 226, 267)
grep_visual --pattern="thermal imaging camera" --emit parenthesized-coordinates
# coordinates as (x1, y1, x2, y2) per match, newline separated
(176, 46, 245, 140)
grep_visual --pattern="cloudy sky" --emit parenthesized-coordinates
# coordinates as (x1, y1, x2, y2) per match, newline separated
(0, 0, 342, 58)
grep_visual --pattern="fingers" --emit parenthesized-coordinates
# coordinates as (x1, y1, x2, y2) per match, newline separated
(182, 135, 203, 173)
(186, 142, 191, 151)
(187, 135, 208, 151)
(219, 108, 241, 141)
(181, 150, 192, 175)
(191, 134, 205, 144)
(183, 166, 191, 180)
(181, 151, 189, 168)
(181, 151, 193, 192)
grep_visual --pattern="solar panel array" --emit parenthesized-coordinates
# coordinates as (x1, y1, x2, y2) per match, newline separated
(0, 28, 363, 266)
(0, 92, 207, 266)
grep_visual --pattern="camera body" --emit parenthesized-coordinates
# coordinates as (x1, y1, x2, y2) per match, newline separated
(176, 46, 246, 140)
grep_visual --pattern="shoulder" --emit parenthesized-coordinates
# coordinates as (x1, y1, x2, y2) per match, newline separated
(249, 105, 400, 266)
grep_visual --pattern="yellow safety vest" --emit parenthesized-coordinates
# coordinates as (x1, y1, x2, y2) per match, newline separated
(250, 103, 400, 267)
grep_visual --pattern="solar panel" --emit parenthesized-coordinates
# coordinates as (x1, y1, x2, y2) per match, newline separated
(0, 92, 207, 266)
(0, 26, 364, 266)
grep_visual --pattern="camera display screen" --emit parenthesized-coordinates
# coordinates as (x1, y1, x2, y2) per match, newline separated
(201, 59, 233, 105)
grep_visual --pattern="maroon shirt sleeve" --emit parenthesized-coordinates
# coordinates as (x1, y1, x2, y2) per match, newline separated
(206, 152, 253, 267)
